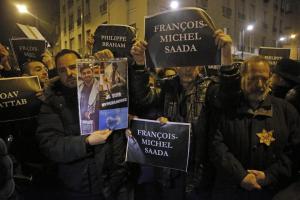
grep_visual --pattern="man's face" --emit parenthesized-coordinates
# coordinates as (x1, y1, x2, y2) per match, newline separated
(27, 61, 49, 83)
(164, 68, 177, 78)
(93, 65, 100, 76)
(175, 67, 198, 88)
(56, 53, 78, 88)
(241, 61, 270, 102)
(270, 73, 286, 88)
(81, 67, 93, 85)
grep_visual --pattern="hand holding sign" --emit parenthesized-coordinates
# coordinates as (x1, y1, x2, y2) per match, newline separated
(157, 116, 169, 124)
(131, 40, 147, 65)
(125, 114, 139, 138)
(214, 29, 233, 65)
(214, 29, 232, 49)
(94, 49, 114, 60)
(0, 43, 9, 59)
(0, 43, 11, 71)
(41, 50, 55, 70)
(85, 129, 112, 145)
(87, 34, 95, 51)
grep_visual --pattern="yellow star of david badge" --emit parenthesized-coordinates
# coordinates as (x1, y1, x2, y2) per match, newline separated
(256, 129, 275, 146)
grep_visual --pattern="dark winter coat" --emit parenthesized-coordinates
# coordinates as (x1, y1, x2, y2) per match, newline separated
(36, 80, 128, 199)
(210, 94, 300, 200)
(130, 65, 212, 200)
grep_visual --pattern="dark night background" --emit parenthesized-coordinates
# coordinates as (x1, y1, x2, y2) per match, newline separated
(0, 0, 59, 46)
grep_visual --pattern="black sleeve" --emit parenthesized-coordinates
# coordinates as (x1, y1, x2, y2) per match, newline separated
(186, 107, 210, 192)
(0, 69, 21, 77)
(129, 64, 161, 107)
(48, 69, 57, 78)
(109, 130, 128, 194)
(209, 121, 247, 185)
(102, 130, 129, 200)
(36, 103, 90, 164)
(264, 103, 300, 187)
(285, 86, 300, 113)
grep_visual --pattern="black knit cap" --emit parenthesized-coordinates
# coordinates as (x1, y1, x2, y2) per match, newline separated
(273, 58, 300, 84)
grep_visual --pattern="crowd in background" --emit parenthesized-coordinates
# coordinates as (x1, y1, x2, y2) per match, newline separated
(0, 27, 300, 200)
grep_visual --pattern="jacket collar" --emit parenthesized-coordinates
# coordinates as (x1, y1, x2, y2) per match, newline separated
(237, 94, 272, 117)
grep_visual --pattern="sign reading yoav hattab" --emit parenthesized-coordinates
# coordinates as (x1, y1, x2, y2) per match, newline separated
(259, 47, 290, 66)
(92, 24, 136, 58)
(9, 38, 46, 67)
(76, 58, 128, 135)
(145, 7, 221, 68)
(0, 76, 41, 122)
(126, 119, 191, 171)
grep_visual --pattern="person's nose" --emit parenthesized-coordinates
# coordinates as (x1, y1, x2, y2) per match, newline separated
(66, 67, 72, 77)
(42, 68, 48, 76)
(257, 79, 264, 88)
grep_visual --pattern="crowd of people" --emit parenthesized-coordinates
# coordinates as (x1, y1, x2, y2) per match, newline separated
(0, 25, 300, 200)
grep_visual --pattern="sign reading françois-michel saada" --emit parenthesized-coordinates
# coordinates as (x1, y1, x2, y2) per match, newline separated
(145, 7, 221, 68)
(126, 119, 191, 171)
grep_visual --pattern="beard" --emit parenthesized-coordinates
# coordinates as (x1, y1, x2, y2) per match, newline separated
(175, 67, 197, 89)
(241, 76, 271, 106)
(84, 77, 93, 85)
(247, 92, 265, 103)
(245, 87, 270, 107)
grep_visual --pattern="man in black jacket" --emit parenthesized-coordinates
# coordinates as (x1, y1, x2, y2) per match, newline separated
(36, 49, 129, 200)
(0, 59, 59, 200)
(271, 58, 300, 113)
(129, 30, 233, 200)
(269, 60, 300, 200)
(210, 56, 300, 200)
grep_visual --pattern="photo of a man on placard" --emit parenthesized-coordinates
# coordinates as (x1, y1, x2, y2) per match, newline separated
(99, 61, 127, 102)
(104, 62, 126, 92)
(78, 64, 99, 135)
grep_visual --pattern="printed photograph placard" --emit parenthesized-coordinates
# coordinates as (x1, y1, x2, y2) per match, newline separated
(77, 58, 128, 135)
(259, 47, 291, 66)
(126, 119, 191, 171)
(145, 7, 221, 68)
(0, 76, 41, 122)
(92, 24, 136, 58)
(9, 38, 46, 67)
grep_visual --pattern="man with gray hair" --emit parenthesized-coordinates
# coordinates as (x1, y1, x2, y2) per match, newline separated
(210, 56, 300, 200)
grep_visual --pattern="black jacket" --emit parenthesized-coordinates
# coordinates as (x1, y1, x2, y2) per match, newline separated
(130, 66, 213, 199)
(36, 80, 128, 199)
(0, 138, 14, 200)
(210, 95, 300, 200)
